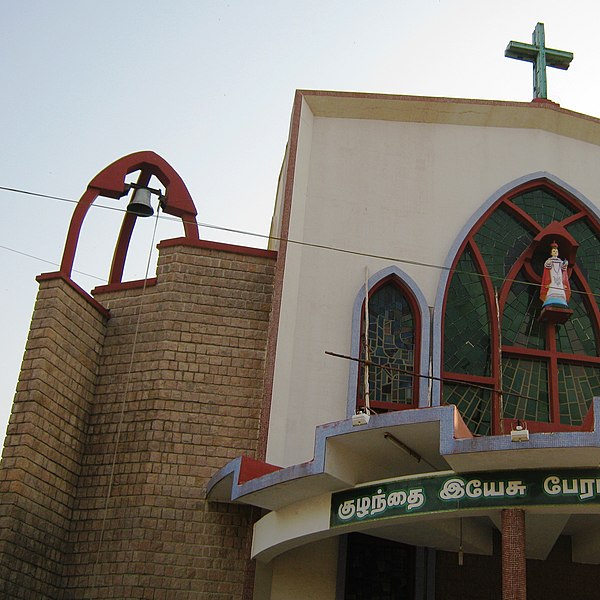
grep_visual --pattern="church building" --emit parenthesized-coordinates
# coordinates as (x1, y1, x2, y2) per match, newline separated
(2, 23, 600, 600)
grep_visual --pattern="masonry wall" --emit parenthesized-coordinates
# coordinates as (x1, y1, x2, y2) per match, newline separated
(0, 241, 275, 599)
(0, 278, 107, 599)
(61, 242, 275, 599)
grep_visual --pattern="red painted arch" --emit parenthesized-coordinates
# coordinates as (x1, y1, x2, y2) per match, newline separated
(59, 151, 199, 284)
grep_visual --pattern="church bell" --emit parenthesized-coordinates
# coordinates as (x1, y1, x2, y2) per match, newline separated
(126, 187, 154, 217)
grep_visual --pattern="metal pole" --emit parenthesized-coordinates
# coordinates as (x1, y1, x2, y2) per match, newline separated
(363, 266, 371, 411)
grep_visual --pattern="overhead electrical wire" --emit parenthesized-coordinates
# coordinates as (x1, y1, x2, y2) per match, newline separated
(0, 185, 130, 213)
(1, 185, 594, 414)
(325, 351, 543, 407)
(0, 244, 106, 282)
(0, 184, 598, 301)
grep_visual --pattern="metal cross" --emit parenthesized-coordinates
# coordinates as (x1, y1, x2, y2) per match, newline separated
(505, 22, 573, 100)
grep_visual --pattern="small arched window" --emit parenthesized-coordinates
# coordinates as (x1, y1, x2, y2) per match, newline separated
(358, 277, 421, 413)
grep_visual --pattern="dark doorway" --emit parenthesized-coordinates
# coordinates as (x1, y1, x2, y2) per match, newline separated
(344, 533, 416, 599)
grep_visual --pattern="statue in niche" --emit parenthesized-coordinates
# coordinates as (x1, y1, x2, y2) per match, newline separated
(540, 241, 570, 308)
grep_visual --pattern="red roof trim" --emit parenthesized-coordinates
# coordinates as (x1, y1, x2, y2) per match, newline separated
(238, 455, 282, 484)
(157, 237, 277, 260)
(92, 278, 157, 295)
(36, 272, 110, 318)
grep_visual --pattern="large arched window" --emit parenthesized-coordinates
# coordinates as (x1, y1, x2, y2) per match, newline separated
(357, 276, 421, 413)
(442, 180, 600, 435)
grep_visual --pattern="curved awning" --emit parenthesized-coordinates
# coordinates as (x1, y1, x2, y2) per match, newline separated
(206, 400, 600, 562)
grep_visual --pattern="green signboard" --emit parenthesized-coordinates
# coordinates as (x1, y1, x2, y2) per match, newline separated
(330, 470, 600, 527)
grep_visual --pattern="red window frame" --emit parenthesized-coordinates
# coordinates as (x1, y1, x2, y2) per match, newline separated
(442, 179, 600, 434)
(357, 275, 422, 413)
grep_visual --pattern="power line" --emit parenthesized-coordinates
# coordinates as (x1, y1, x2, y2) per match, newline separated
(0, 186, 78, 204)
(0, 244, 106, 282)
(0, 185, 125, 214)
(0, 183, 598, 302)
(326, 350, 545, 406)
(0, 185, 596, 427)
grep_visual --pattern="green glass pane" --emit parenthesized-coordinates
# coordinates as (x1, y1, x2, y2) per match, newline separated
(502, 357, 549, 422)
(443, 383, 491, 435)
(360, 282, 414, 405)
(566, 219, 600, 300)
(558, 363, 600, 425)
(502, 269, 545, 350)
(555, 278, 597, 356)
(473, 206, 534, 287)
(511, 188, 576, 228)
(444, 250, 491, 376)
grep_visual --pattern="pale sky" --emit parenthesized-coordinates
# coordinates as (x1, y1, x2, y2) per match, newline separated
(1, 0, 598, 447)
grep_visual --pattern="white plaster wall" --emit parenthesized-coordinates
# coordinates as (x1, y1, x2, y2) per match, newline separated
(267, 98, 315, 466)
(266, 103, 600, 467)
(269, 538, 339, 600)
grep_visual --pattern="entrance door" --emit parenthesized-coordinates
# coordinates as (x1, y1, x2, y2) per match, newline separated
(343, 533, 416, 599)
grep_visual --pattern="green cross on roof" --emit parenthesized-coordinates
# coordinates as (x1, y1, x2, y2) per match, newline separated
(505, 22, 573, 100)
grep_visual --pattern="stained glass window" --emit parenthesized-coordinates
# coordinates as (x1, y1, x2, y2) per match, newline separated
(443, 383, 492, 436)
(473, 206, 534, 287)
(443, 183, 600, 435)
(443, 249, 491, 376)
(558, 363, 600, 425)
(502, 357, 549, 422)
(511, 189, 576, 228)
(566, 219, 600, 294)
(359, 280, 416, 410)
(555, 278, 596, 356)
(502, 270, 545, 350)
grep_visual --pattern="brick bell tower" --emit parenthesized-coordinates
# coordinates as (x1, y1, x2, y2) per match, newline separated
(0, 152, 276, 599)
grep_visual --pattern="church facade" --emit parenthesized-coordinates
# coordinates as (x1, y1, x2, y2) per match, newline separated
(3, 89, 600, 599)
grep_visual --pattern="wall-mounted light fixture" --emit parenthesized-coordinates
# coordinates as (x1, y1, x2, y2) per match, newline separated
(352, 410, 371, 427)
(510, 420, 530, 442)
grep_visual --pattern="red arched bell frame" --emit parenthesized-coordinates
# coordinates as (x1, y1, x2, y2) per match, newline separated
(59, 151, 199, 285)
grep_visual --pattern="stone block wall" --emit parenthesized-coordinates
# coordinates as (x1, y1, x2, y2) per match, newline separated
(0, 277, 108, 599)
(0, 240, 276, 599)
